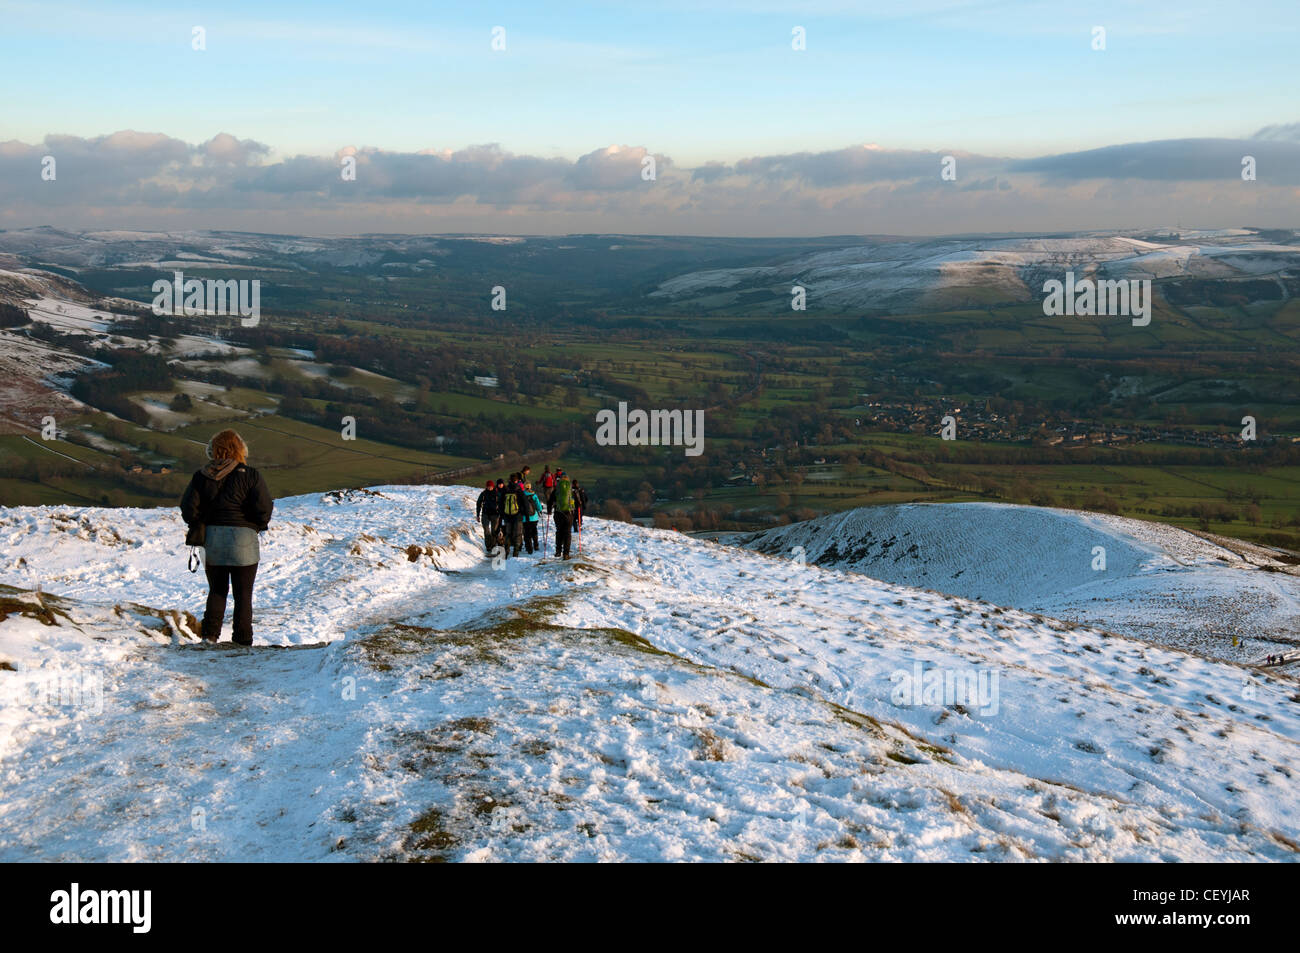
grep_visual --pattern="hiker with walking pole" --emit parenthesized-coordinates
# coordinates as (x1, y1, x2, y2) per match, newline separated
(547, 469, 575, 560)
(572, 478, 588, 553)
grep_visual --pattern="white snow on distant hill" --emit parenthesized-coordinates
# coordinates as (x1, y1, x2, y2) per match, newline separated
(22, 295, 115, 335)
(1, 488, 1297, 861)
(740, 503, 1300, 664)
(650, 233, 1300, 311)
(0, 284, 251, 433)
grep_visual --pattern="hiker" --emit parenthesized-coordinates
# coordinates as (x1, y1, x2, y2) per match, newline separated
(522, 481, 543, 554)
(500, 475, 526, 558)
(548, 470, 576, 559)
(521, 465, 532, 488)
(180, 429, 273, 645)
(475, 480, 500, 554)
(572, 478, 589, 531)
(541, 465, 556, 497)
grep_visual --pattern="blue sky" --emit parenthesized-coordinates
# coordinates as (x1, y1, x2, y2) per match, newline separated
(1, 0, 1297, 234)
(4, 0, 1295, 160)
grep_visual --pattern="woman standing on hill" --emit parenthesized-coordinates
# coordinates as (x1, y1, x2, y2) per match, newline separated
(180, 429, 274, 645)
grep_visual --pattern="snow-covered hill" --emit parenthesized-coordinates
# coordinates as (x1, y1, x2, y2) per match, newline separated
(5, 226, 1298, 320)
(739, 503, 1300, 665)
(1, 488, 1297, 861)
(0, 270, 263, 435)
(649, 232, 1300, 312)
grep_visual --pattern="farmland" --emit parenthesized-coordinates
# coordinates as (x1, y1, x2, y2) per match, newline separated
(1, 229, 1297, 549)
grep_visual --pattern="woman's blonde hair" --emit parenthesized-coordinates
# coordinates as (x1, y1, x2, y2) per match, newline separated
(207, 429, 248, 464)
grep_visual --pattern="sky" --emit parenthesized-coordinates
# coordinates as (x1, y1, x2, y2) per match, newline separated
(1, 0, 1298, 236)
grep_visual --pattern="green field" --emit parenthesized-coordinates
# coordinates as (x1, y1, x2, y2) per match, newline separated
(4, 260, 1298, 550)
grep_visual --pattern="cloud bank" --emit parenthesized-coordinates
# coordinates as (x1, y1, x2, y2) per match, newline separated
(3, 128, 1297, 236)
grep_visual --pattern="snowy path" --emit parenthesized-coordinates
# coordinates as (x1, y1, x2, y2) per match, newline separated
(1, 487, 1297, 861)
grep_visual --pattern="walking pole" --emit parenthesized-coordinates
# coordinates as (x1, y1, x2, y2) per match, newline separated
(542, 511, 549, 560)
(577, 509, 582, 555)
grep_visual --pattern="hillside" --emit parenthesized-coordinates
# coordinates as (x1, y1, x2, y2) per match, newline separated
(650, 231, 1300, 312)
(6, 226, 1299, 317)
(3, 229, 1299, 552)
(1, 488, 1297, 861)
(738, 502, 1300, 664)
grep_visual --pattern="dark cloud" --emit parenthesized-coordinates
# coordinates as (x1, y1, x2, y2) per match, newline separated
(1251, 122, 1300, 142)
(1010, 138, 1300, 184)
(690, 162, 731, 182)
(3, 129, 1299, 233)
(733, 145, 1002, 186)
(232, 144, 574, 203)
(0, 130, 191, 202)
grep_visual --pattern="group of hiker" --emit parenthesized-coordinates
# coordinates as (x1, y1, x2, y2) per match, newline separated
(474, 464, 590, 560)
(180, 428, 598, 645)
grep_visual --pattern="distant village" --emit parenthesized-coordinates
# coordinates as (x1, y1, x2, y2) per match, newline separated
(854, 398, 1289, 451)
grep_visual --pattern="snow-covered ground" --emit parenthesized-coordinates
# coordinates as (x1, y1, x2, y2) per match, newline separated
(1, 487, 1296, 861)
(739, 503, 1300, 666)
(20, 296, 116, 335)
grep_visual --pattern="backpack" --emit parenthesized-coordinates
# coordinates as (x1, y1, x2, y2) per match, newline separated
(503, 492, 520, 517)
(554, 478, 573, 513)
(522, 493, 537, 518)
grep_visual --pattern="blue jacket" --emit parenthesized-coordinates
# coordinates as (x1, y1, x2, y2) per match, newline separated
(523, 492, 543, 522)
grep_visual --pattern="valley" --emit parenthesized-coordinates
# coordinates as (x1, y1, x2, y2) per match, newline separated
(0, 226, 1297, 553)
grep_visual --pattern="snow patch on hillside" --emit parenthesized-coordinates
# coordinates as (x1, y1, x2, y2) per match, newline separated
(739, 503, 1300, 663)
(650, 234, 1300, 311)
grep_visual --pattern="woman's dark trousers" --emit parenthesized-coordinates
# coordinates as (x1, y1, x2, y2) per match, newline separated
(202, 564, 258, 645)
